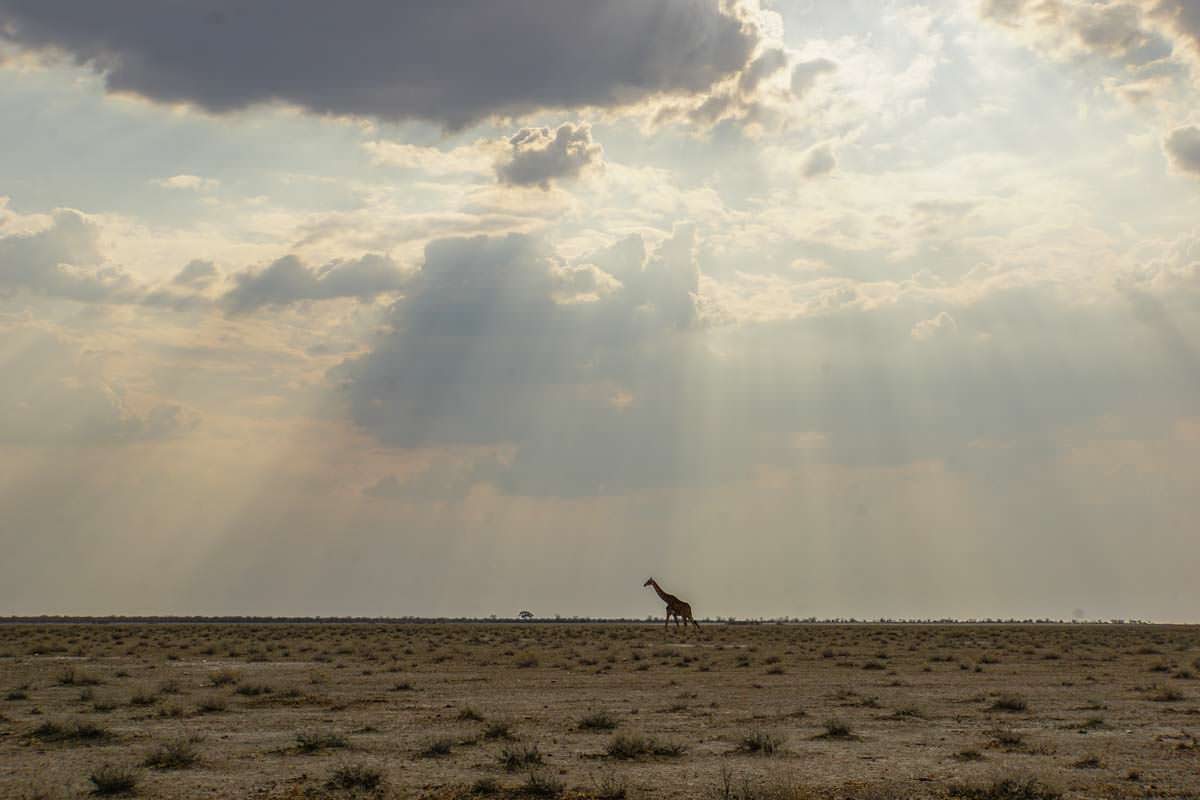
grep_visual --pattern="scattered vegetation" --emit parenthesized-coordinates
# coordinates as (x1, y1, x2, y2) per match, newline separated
(948, 775, 1061, 800)
(816, 718, 856, 740)
(892, 705, 927, 720)
(592, 775, 629, 800)
(143, 737, 201, 769)
(57, 667, 102, 687)
(196, 695, 227, 714)
(500, 744, 543, 771)
(1149, 685, 1185, 702)
(738, 729, 783, 755)
(4, 622, 1198, 798)
(483, 720, 515, 740)
(88, 764, 140, 796)
(714, 767, 807, 800)
(208, 668, 240, 687)
(30, 719, 113, 743)
(296, 730, 349, 753)
(605, 733, 686, 759)
(990, 694, 1028, 712)
(326, 763, 384, 792)
(420, 736, 456, 758)
(578, 711, 619, 731)
(522, 771, 564, 798)
(470, 777, 501, 796)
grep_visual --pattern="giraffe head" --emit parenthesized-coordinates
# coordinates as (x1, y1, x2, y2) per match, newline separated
(643, 577, 654, 587)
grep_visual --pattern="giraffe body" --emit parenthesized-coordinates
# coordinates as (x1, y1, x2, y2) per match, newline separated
(644, 577, 701, 633)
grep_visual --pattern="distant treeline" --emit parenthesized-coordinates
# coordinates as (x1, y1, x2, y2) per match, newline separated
(0, 615, 1154, 625)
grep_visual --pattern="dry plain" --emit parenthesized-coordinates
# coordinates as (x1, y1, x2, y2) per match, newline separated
(2, 623, 1199, 799)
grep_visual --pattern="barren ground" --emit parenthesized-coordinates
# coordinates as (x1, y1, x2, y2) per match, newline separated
(2, 623, 1199, 799)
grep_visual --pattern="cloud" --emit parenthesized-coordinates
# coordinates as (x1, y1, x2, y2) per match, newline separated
(911, 311, 958, 341)
(1143, 0, 1200, 59)
(1164, 125, 1200, 176)
(326, 219, 1200, 498)
(1, 209, 220, 311)
(1069, 3, 1155, 57)
(152, 174, 218, 192)
(979, 0, 1177, 69)
(649, 42, 837, 131)
(221, 253, 409, 314)
(551, 262, 623, 304)
(496, 123, 603, 189)
(0, 208, 139, 302)
(0, 0, 760, 129)
(1120, 232, 1200, 299)
(0, 205, 415, 314)
(172, 259, 219, 288)
(333, 230, 700, 474)
(800, 142, 837, 177)
(790, 57, 837, 97)
(739, 47, 788, 93)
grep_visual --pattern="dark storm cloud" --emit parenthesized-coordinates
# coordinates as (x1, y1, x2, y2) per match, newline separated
(221, 253, 409, 314)
(1164, 125, 1200, 176)
(496, 123, 603, 189)
(0, 0, 759, 129)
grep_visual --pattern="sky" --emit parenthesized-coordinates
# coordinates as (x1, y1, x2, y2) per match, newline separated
(1, 0, 1198, 621)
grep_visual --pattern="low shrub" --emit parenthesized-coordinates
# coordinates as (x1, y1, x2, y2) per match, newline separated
(500, 744, 543, 771)
(739, 730, 783, 755)
(578, 710, 618, 731)
(296, 731, 348, 753)
(88, 764, 139, 796)
(144, 737, 201, 769)
(326, 764, 384, 791)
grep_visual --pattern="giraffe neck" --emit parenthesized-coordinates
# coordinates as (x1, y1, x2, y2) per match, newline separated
(651, 580, 672, 603)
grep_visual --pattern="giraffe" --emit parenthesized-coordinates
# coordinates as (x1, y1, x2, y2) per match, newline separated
(643, 578, 701, 633)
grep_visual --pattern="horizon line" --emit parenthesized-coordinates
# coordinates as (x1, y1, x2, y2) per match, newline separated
(0, 614, 1181, 626)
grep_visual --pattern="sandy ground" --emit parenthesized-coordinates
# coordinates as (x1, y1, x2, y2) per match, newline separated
(1, 623, 1199, 799)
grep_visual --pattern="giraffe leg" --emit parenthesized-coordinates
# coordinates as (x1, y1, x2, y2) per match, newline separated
(664, 610, 671, 632)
